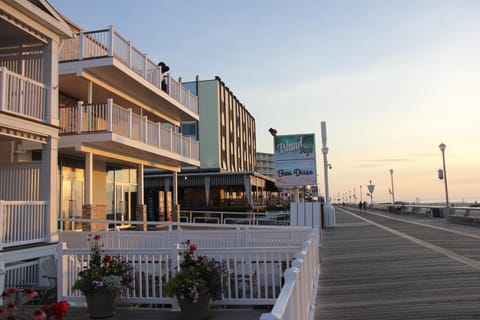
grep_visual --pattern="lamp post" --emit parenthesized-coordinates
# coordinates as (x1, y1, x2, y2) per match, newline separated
(389, 169, 395, 205)
(439, 143, 450, 208)
(321, 121, 335, 227)
(367, 180, 375, 206)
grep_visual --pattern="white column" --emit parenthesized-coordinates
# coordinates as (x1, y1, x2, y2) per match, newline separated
(85, 152, 93, 205)
(137, 164, 144, 205)
(43, 39, 59, 125)
(172, 171, 179, 222)
(40, 136, 59, 242)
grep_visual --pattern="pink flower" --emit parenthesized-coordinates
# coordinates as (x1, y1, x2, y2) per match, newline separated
(31, 309, 47, 320)
(7, 302, 17, 312)
(22, 287, 38, 299)
(94, 235, 101, 240)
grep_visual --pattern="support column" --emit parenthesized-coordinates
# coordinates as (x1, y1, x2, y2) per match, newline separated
(172, 171, 179, 223)
(40, 137, 58, 242)
(85, 152, 93, 205)
(43, 39, 59, 126)
(136, 164, 147, 231)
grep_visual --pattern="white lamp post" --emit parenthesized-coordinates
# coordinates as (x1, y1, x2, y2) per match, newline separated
(439, 143, 450, 208)
(389, 169, 395, 205)
(321, 121, 335, 227)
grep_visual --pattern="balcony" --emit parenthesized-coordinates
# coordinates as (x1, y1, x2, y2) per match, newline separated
(59, 27, 198, 118)
(59, 99, 199, 165)
(0, 67, 47, 123)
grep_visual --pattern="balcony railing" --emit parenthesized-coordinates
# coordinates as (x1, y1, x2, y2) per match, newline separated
(0, 200, 47, 250)
(0, 67, 47, 122)
(59, 27, 198, 115)
(59, 99, 199, 161)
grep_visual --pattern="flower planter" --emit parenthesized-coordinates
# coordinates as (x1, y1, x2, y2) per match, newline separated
(85, 290, 119, 319)
(177, 292, 211, 320)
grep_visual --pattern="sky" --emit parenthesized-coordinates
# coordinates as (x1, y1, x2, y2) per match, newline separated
(49, 0, 480, 204)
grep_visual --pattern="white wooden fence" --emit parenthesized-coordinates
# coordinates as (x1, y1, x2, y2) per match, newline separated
(290, 202, 322, 245)
(57, 228, 317, 308)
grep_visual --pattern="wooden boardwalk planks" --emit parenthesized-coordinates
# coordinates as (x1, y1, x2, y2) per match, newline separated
(315, 207, 480, 320)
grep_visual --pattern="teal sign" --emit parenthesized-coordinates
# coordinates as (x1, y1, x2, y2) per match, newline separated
(274, 134, 317, 187)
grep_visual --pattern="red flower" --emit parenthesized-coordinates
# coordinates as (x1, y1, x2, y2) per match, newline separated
(104, 255, 111, 264)
(189, 244, 197, 253)
(43, 300, 70, 320)
(94, 235, 101, 241)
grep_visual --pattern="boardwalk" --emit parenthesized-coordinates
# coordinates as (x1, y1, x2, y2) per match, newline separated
(315, 207, 480, 320)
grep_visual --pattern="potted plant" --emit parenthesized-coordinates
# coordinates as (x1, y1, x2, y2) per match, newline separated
(165, 240, 227, 320)
(72, 234, 133, 319)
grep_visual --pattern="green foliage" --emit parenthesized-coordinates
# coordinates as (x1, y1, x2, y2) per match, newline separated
(72, 234, 133, 295)
(165, 241, 227, 303)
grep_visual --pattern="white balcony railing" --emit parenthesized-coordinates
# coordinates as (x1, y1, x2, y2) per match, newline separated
(0, 200, 48, 250)
(59, 27, 198, 115)
(59, 99, 199, 161)
(0, 67, 47, 122)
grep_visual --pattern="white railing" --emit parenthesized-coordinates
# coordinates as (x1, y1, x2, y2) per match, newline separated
(59, 99, 199, 161)
(180, 210, 289, 226)
(0, 162, 41, 201)
(260, 231, 320, 320)
(58, 239, 305, 306)
(0, 200, 47, 250)
(59, 228, 311, 250)
(0, 67, 47, 122)
(59, 27, 198, 115)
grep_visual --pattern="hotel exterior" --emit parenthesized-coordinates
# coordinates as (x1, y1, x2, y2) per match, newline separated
(0, 0, 73, 289)
(57, 25, 199, 231)
(145, 76, 278, 213)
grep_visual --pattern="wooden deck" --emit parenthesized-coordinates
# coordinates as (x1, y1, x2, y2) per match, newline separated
(315, 207, 480, 320)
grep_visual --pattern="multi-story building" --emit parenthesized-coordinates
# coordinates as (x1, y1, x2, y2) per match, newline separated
(57, 25, 200, 230)
(256, 152, 275, 179)
(0, 0, 73, 291)
(146, 76, 278, 213)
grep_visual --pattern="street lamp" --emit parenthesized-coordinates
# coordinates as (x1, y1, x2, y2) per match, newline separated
(439, 142, 449, 208)
(321, 121, 335, 227)
(389, 169, 395, 205)
(367, 180, 375, 206)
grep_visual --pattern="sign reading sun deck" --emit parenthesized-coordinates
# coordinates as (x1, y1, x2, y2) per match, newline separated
(274, 134, 317, 187)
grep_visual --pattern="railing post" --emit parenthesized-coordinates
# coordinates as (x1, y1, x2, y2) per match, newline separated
(157, 122, 161, 147)
(107, 99, 113, 132)
(128, 109, 132, 138)
(143, 53, 148, 78)
(108, 26, 115, 57)
(143, 116, 148, 143)
(128, 42, 132, 68)
(78, 32, 84, 60)
(0, 201, 4, 250)
(0, 261, 5, 293)
(57, 243, 68, 301)
(77, 101, 83, 134)
(0, 67, 6, 111)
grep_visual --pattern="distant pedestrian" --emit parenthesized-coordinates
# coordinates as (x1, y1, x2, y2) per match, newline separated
(363, 201, 368, 212)
(359, 201, 363, 211)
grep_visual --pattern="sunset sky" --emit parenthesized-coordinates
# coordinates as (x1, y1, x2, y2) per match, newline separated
(50, 0, 480, 203)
